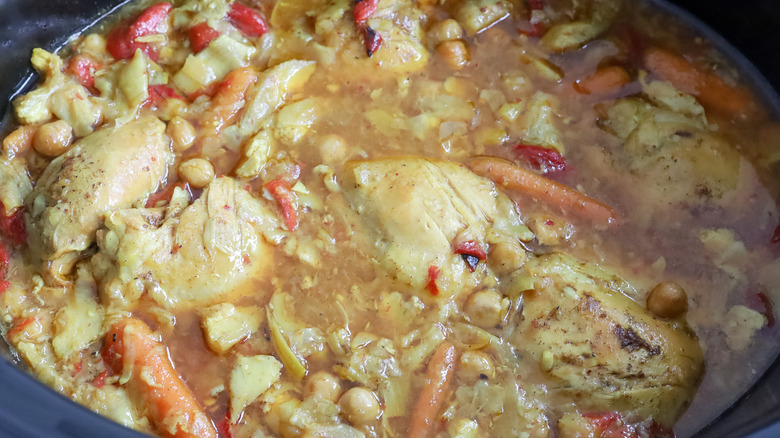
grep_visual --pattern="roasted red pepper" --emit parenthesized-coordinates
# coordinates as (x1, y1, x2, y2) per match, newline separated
(757, 291, 775, 328)
(353, 0, 382, 56)
(353, 0, 379, 24)
(518, 0, 546, 37)
(228, 2, 268, 37)
(106, 2, 172, 60)
(0, 241, 10, 293)
(582, 412, 638, 438)
(0, 203, 27, 246)
(265, 179, 299, 231)
(454, 240, 487, 272)
(91, 370, 109, 388)
(65, 54, 101, 90)
(145, 84, 185, 108)
(514, 144, 567, 173)
(362, 27, 383, 56)
(188, 21, 221, 53)
(216, 411, 233, 438)
(425, 265, 441, 295)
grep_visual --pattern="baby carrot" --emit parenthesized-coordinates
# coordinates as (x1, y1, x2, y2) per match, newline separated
(103, 317, 218, 438)
(408, 342, 457, 438)
(203, 67, 258, 135)
(644, 46, 751, 115)
(469, 156, 619, 227)
(573, 65, 631, 96)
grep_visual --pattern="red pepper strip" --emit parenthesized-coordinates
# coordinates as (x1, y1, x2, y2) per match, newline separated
(353, 0, 382, 56)
(145, 84, 185, 108)
(583, 412, 621, 430)
(517, 23, 545, 37)
(65, 54, 100, 89)
(514, 144, 567, 173)
(91, 370, 109, 388)
(228, 3, 268, 37)
(353, 0, 379, 24)
(106, 2, 172, 60)
(0, 203, 27, 246)
(145, 182, 192, 208)
(582, 412, 637, 438)
(265, 179, 299, 231)
(0, 241, 10, 293)
(362, 27, 383, 56)
(6, 316, 36, 340)
(518, 0, 546, 37)
(453, 240, 487, 260)
(642, 420, 674, 438)
(757, 292, 775, 328)
(425, 265, 441, 296)
(454, 240, 487, 272)
(771, 222, 780, 243)
(216, 411, 233, 438)
(188, 21, 221, 53)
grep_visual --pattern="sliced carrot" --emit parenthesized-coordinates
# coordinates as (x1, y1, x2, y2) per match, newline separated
(468, 156, 619, 227)
(202, 67, 258, 135)
(408, 342, 457, 438)
(573, 65, 631, 96)
(644, 46, 752, 115)
(264, 178, 299, 231)
(103, 318, 218, 438)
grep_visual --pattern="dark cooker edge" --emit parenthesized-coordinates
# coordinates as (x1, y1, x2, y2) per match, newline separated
(0, 1, 778, 437)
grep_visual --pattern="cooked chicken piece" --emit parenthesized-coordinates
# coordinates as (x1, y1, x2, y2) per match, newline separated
(0, 158, 33, 212)
(515, 253, 704, 426)
(540, 0, 622, 52)
(343, 156, 528, 299)
(366, 0, 429, 74)
(602, 80, 740, 205)
(25, 116, 172, 281)
(94, 177, 280, 309)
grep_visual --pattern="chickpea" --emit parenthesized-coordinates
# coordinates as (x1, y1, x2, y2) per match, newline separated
(488, 241, 527, 276)
(428, 19, 464, 46)
(166, 116, 196, 152)
(33, 120, 73, 157)
(178, 158, 215, 189)
(265, 397, 302, 435)
(2, 124, 36, 157)
(318, 134, 347, 165)
(458, 350, 495, 383)
(304, 371, 342, 402)
(437, 40, 470, 70)
(80, 34, 107, 58)
(338, 387, 382, 425)
(646, 281, 688, 319)
(466, 289, 503, 328)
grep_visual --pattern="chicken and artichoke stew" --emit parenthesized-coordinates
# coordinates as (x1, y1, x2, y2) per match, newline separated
(1, 0, 779, 436)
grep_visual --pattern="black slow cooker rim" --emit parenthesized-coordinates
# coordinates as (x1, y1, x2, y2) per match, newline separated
(0, 1, 779, 437)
